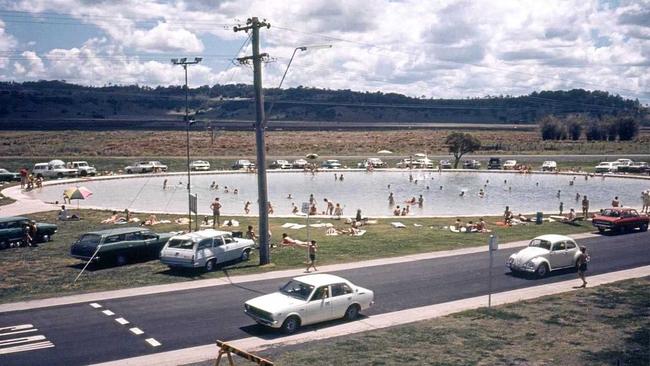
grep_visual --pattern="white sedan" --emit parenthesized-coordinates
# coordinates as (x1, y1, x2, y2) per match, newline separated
(190, 160, 211, 171)
(507, 234, 582, 278)
(244, 274, 374, 334)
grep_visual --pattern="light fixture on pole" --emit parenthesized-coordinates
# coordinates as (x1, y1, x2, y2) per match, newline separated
(171, 56, 202, 232)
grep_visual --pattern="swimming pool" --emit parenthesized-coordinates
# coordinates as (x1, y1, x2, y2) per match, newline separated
(27, 170, 649, 217)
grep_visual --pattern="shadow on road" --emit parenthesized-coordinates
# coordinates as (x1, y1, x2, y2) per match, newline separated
(239, 314, 372, 340)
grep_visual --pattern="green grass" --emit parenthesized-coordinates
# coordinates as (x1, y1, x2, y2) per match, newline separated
(258, 277, 650, 366)
(0, 209, 595, 304)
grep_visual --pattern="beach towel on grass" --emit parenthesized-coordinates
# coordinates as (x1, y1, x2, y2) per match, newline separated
(290, 224, 306, 229)
(391, 222, 406, 228)
(353, 230, 366, 236)
(282, 223, 299, 228)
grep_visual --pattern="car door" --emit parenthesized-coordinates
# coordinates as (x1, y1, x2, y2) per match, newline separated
(7, 220, 24, 242)
(304, 286, 333, 324)
(196, 238, 214, 265)
(212, 236, 227, 264)
(550, 241, 572, 268)
(122, 231, 143, 258)
(221, 234, 238, 262)
(141, 231, 162, 257)
(329, 283, 355, 318)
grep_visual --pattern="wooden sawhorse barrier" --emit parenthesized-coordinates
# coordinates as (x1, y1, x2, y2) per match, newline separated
(215, 340, 274, 366)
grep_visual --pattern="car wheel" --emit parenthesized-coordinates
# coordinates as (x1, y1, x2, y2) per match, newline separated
(535, 263, 549, 278)
(116, 254, 127, 266)
(126, 169, 132, 174)
(640, 223, 648, 232)
(80, 170, 87, 177)
(0, 240, 7, 250)
(281, 316, 300, 334)
(205, 259, 215, 272)
(57, 173, 63, 179)
(344, 304, 360, 321)
(241, 249, 251, 261)
(41, 234, 50, 242)
(597, 227, 605, 233)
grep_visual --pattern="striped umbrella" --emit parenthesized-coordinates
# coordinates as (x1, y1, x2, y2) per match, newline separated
(64, 186, 93, 210)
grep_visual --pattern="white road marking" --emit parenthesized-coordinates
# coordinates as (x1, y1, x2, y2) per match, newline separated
(145, 338, 161, 347)
(0, 335, 46, 346)
(115, 318, 129, 325)
(102, 310, 115, 316)
(0, 341, 55, 355)
(90, 303, 103, 309)
(129, 327, 144, 335)
(0, 324, 37, 337)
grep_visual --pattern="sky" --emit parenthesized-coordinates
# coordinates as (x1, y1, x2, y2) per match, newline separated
(0, 0, 648, 103)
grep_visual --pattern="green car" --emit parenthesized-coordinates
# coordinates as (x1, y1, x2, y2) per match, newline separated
(70, 227, 174, 266)
(0, 216, 58, 249)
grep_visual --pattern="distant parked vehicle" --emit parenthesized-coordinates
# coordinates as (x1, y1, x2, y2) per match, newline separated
(462, 159, 481, 169)
(438, 160, 452, 169)
(232, 159, 255, 170)
(412, 154, 434, 169)
(160, 229, 255, 271)
(627, 162, 649, 174)
(124, 161, 155, 174)
(357, 158, 387, 169)
(270, 160, 292, 169)
(70, 227, 174, 266)
(0, 216, 58, 249)
(148, 161, 168, 172)
(0, 168, 20, 182)
(592, 208, 648, 234)
(615, 159, 635, 173)
(396, 158, 414, 168)
(487, 157, 501, 170)
(244, 274, 375, 334)
(190, 160, 211, 171)
(541, 161, 557, 172)
(70, 161, 97, 176)
(507, 234, 582, 278)
(594, 162, 616, 173)
(33, 160, 78, 179)
(292, 159, 309, 169)
(321, 160, 342, 169)
(502, 160, 517, 170)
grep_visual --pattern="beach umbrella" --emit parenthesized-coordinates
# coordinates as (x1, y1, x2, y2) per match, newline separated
(64, 186, 93, 210)
(377, 150, 393, 154)
(306, 153, 319, 160)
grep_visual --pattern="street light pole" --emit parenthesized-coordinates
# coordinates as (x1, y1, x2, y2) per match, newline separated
(171, 57, 202, 232)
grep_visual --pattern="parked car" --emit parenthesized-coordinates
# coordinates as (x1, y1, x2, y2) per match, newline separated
(160, 229, 254, 271)
(506, 234, 582, 278)
(541, 161, 557, 172)
(396, 158, 414, 168)
(321, 160, 342, 169)
(438, 160, 452, 169)
(462, 159, 481, 169)
(592, 208, 649, 234)
(0, 168, 20, 182)
(232, 159, 255, 170)
(502, 160, 517, 170)
(0, 216, 58, 249)
(124, 161, 155, 174)
(357, 158, 387, 169)
(487, 157, 501, 170)
(190, 160, 211, 171)
(70, 161, 97, 176)
(33, 160, 78, 179)
(292, 159, 309, 169)
(244, 274, 374, 334)
(70, 227, 174, 266)
(594, 162, 616, 173)
(270, 160, 292, 169)
(627, 162, 649, 174)
(412, 154, 434, 168)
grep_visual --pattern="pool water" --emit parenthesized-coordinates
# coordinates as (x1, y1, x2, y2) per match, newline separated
(29, 171, 649, 217)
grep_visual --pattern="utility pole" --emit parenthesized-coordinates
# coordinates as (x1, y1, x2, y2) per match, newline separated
(234, 17, 271, 265)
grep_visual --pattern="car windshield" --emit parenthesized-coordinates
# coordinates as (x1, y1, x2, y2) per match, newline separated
(529, 239, 552, 250)
(78, 234, 102, 247)
(601, 209, 620, 217)
(279, 279, 315, 301)
(167, 239, 195, 249)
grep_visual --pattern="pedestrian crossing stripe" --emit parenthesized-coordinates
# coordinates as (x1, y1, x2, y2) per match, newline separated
(0, 324, 54, 354)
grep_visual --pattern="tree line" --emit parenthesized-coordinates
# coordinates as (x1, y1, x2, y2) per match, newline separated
(538, 114, 640, 141)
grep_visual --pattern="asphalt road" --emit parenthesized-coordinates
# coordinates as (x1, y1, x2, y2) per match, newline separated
(1, 231, 648, 366)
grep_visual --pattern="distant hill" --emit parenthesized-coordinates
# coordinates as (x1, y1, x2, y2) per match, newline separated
(0, 80, 646, 130)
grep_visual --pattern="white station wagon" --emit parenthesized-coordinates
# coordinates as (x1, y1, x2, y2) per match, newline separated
(160, 229, 254, 272)
(507, 234, 582, 278)
(244, 274, 374, 334)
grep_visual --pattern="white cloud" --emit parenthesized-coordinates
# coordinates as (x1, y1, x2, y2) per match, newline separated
(0, 19, 17, 68)
(1, 0, 648, 102)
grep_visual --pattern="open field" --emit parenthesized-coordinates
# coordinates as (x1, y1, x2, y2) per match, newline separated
(0, 209, 596, 304)
(252, 277, 649, 366)
(2, 130, 649, 159)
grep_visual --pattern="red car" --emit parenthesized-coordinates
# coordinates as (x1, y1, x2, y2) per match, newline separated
(592, 208, 649, 234)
